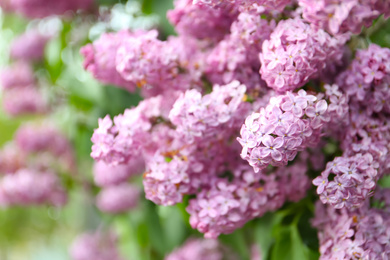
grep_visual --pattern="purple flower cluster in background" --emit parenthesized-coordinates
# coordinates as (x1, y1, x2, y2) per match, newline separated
(0, 123, 74, 207)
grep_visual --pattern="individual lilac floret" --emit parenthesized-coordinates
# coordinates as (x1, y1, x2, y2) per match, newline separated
(6, 0, 93, 18)
(96, 183, 140, 214)
(193, 0, 292, 12)
(93, 159, 144, 187)
(168, 0, 236, 41)
(238, 90, 329, 172)
(69, 231, 124, 260)
(169, 81, 249, 142)
(312, 193, 390, 260)
(80, 30, 137, 92)
(165, 238, 239, 260)
(2, 87, 46, 117)
(299, 0, 390, 35)
(0, 169, 67, 207)
(260, 18, 344, 92)
(91, 96, 163, 165)
(0, 62, 34, 89)
(10, 29, 49, 62)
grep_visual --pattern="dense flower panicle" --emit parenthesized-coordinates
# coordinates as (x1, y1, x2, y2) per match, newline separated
(69, 231, 123, 260)
(168, 0, 236, 41)
(91, 96, 165, 165)
(166, 238, 239, 260)
(260, 18, 345, 92)
(193, 0, 292, 12)
(337, 44, 390, 114)
(206, 13, 274, 88)
(298, 0, 390, 35)
(93, 159, 144, 187)
(187, 162, 310, 238)
(10, 29, 49, 61)
(312, 195, 390, 260)
(0, 169, 67, 207)
(2, 87, 47, 116)
(96, 183, 140, 214)
(169, 81, 249, 142)
(0, 62, 34, 89)
(239, 90, 329, 172)
(80, 30, 137, 92)
(6, 0, 93, 18)
(314, 45, 390, 210)
(313, 153, 379, 209)
(15, 123, 73, 157)
(116, 31, 202, 98)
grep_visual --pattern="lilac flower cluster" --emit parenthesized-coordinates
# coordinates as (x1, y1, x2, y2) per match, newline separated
(69, 231, 124, 260)
(80, 30, 139, 93)
(299, 0, 390, 35)
(168, 0, 236, 41)
(0, 62, 46, 117)
(84, 0, 390, 248)
(10, 29, 50, 62)
(260, 18, 345, 92)
(169, 81, 249, 142)
(238, 90, 329, 172)
(93, 159, 143, 214)
(82, 30, 203, 98)
(0, 169, 67, 207)
(314, 45, 390, 210)
(312, 190, 390, 260)
(0, 123, 74, 207)
(188, 162, 310, 238)
(206, 12, 274, 88)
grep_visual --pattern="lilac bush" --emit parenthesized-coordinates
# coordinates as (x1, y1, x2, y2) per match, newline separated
(1, 0, 390, 259)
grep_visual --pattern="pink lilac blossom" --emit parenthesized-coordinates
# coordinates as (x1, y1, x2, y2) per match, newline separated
(238, 90, 329, 173)
(260, 18, 345, 92)
(312, 191, 390, 260)
(169, 81, 249, 142)
(314, 45, 390, 210)
(93, 159, 144, 187)
(90, 96, 166, 165)
(168, 0, 236, 41)
(69, 231, 123, 260)
(0, 168, 67, 207)
(299, 0, 390, 35)
(6, 0, 93, 18)
(2, 87, 46, 116)
(206, 12, 274, 89)
(0, 62, 34, 89)
(116, 31, 201, 98)
(166, 238, 239, 260)
(10, 29, 49, 61)
(80, 30, 137, 92)
(187, 162, 310, 238)
(96, 183, 140, 214)
(15, 123, 73, 157)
